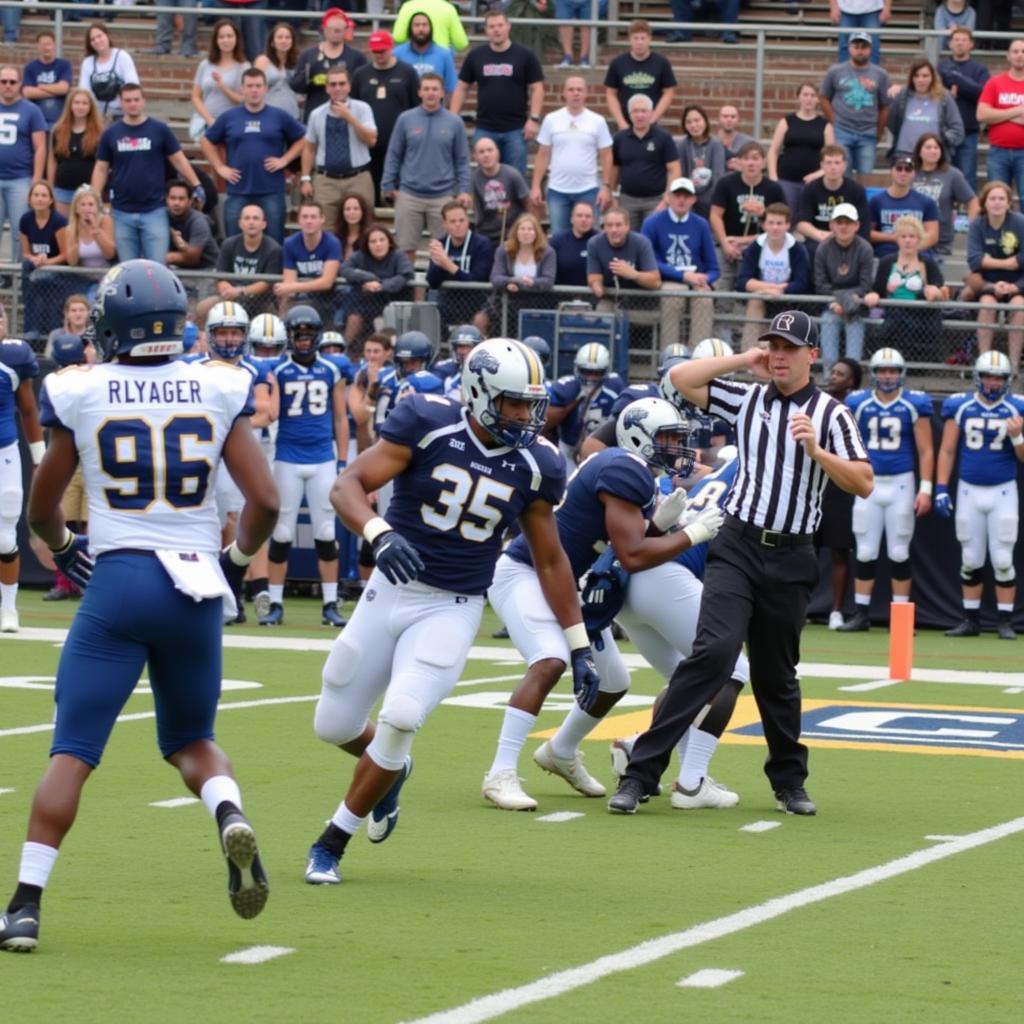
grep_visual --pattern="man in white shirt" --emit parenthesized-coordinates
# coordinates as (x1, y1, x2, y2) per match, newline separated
(530, 76, 613, 236)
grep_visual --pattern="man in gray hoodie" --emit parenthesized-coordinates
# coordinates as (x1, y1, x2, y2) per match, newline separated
(382, 72, 472, 260)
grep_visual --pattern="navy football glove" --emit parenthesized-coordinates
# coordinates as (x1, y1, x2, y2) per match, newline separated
(570, 646, 600, 712)
(372, 530, 425, 585)
(934, 485, 953, 518)
(580, 547, 630, 651)
(51, 532, 93, 589)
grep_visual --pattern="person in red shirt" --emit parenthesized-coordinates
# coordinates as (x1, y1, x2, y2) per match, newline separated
(977, 39, 1024, 201)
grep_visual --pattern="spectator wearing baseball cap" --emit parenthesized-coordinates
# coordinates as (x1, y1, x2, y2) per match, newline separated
(813, 201, 874, 368)
(832, 2, 892, 66)
(350, 30, 420, 205)
(640, 176, 719, 347)
(868, 156, 939, 259)
(291, 7, 368, 124)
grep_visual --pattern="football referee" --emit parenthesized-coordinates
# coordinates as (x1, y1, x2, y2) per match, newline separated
(609, 310, 873, 816)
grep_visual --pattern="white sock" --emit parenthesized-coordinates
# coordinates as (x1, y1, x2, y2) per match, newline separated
(488, 706, 537, 775)
(675, 727, 690, 766)
(268, 584, 284, 605)
(550, 703, 601, 760)
(18, 842, 58, 889)
(998, 602, 1014, 613)
(893, 595, 910, 603)
(677, 728, 720, 790)
(331, 801, 366, 835)
(854, 593, 870, 607)
(0, 582, 17, 610)
(964, 599, 981, 611)
(322, 582, 338, 605)
(199, 775, 242, 818)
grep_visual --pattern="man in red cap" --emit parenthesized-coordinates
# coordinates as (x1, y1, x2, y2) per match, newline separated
(351, 30, 420, 205)
(291, 7, 368, 124)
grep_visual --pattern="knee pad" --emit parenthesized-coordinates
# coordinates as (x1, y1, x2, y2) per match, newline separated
(890, 559, 912, 582)
(0, 543, 17, 563)
(854, 559, 878, 582)
(314, 539, 339, 562)
(268, 540, 291, 564)
(994, 565, 1016, 585)
(367, 709, 420, 771)
(960, 565, 984, 587)
(0, 487, 21, 521)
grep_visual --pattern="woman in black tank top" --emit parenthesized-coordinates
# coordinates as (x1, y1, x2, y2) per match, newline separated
(767, 82, 833, 216)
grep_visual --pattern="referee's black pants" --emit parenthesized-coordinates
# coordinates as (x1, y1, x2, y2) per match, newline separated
(624, 519, 819, 795)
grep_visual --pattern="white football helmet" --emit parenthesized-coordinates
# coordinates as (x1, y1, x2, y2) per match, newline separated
(574, 342, 611, 385)
(461, 338, 549, 449)
(691, 337, 734, 360)
(974, 350, 1014, 400)
(616, 396, 698, 474)
(869, 347, 906, 393)
(247, 312, 287, 351)
(206, 301, 250, 360)
(318, 330, 346, 353)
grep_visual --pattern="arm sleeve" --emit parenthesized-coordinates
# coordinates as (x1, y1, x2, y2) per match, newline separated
(490, 249, 514, 289)
(965, 217, 984, 272)
(706, 378, 753, 424)
(827, 401, 869, 461)
(534, 247, 556, 290)
(736, 242, 759, 290)
(784, 243, 810, 294)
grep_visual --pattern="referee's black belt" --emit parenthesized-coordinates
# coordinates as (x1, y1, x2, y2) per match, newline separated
(724, 515, 814, 549)
(316, 164, 370, 180)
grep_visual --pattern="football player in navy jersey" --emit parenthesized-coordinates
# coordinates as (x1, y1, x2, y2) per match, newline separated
(838, 348, 935, 632)
(0, 261, 278, 953)
(0, 305, 45, 633)
(303, 338, 595, 885)
(392, 329, 444, 402)
(349, 332, 397, 453)
(482, 397, 726, 810)
(432, 323, 483, 400)
(936, 352, 1024, 639)
(261, 305, 349, 627)
(546, 342, 625, 469)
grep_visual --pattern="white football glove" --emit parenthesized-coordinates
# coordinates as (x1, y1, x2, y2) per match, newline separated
(714, 444, 738, 467)
(682, 505, 725, 547)
(652, 487, 688, 532)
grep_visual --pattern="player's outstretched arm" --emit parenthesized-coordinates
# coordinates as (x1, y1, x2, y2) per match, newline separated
(602, 493, 703, 573)
(222, 417, 279, 556)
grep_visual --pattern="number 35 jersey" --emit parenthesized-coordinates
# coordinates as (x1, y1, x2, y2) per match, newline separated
(380, 395, 566, 595)
(941, 391, 1024, 486)
(40, 360, 255, 555)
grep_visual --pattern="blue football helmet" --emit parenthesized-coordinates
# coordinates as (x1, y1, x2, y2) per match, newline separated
(657, 342, 690, 376)
(461, 338, 549, 449)
(869, 347, 906, 394)
(520, 334, 551, 366)
(616, 397, 698, 475)
(91, 260, 188, 361)
(974, 350, 1014, 401)
(284, 305, 322, 363)
(206, 301, 251, 361)
(394, 330, 434, 378)
(450, 323, 483, 361)
(50, 332, 86, 368)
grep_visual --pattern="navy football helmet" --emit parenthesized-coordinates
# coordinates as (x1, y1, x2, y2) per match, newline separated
(394, 330, 434, 379)
(50, 333, 86, 368)
(284, 305, 322, 364)
(520, 334, 551, 366)
(91, 260, 188, 361)
(450, 324, 483, 361)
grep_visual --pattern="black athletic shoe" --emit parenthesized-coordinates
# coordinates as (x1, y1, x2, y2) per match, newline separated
(836, 610, 870, 632)
(219, 812, 269, 920)
(322, 602, 347, 627)
(0, 905, 40, 953)
(997, 621, 1017, 641)
(775, 787, 817, 815)
(607, 777, 645, 814)
(491, 625, 510, 639)
(42, 586, 71, 602)
(945, 618, 980, 638)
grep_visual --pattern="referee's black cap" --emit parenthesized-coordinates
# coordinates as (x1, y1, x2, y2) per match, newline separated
(758, 309, 819, 348)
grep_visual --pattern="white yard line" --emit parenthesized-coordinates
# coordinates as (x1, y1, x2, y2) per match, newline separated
(738, 821, 780, 834)
(535, 812, 585, 824)
(399, 816, 1024, 1024)
(220, 945, 295, 965)
(149, 797, 200, 809)
(676, 968, 744, 989)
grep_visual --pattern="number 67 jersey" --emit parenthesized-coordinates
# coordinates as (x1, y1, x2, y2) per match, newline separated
(942, 389, 1024, 485)
(379, 394, 566, 594)
(40, 359, 255, 554)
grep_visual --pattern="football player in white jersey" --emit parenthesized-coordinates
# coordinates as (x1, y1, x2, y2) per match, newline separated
(0, 261, 279, 954)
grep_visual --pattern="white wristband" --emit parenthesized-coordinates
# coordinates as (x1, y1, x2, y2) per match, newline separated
(1012, 434, 1024, 448)
(49, 526, 74, 554)
(226, 541, 254, 567)
(363, 516, 392, 544)
(563, 622, 589, 652)
(918, 480, 933, 496)
(29, 440, 45, 465)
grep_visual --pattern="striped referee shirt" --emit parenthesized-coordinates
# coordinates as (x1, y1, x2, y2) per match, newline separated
(706, 377, 869, 534)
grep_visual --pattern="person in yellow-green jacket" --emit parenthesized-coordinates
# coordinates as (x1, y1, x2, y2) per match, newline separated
(392, 0, 469, 51)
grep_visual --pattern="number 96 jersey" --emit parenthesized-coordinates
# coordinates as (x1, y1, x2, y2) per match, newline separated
(379, 394, 566, 595)
(942, 391, 1024, 485)
(40, 360, 255, 555)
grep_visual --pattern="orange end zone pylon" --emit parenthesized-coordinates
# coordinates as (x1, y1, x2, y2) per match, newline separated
(888, 601, 915, 680)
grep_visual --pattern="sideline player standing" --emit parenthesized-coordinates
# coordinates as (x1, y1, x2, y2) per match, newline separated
(0, 261, 279, 953)
(608, 310, 872, 816)
(936, 351, 1024, 639)
(0, 305, 45, 633)
(304, 338, 597, 885)
(838, 347, 934, 631)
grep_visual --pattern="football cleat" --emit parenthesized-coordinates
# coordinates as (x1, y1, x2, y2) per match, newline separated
(533, 741, 606, 797)
(253, 591, 272, 620)
(225, 604, 247, 626)
(304, 843, 342, 885)
(321, 602, 347, 627)
(775, 787, 817, 815)
(367, 757, 413, 843)
(219, 812, 270, 919)
(0, 608, 19, 633)
(837, 610, 870, 632)
(609, 736, 657, 799)
(481, 768, 537, 811)
(0, 905, 40, 953)
(997, 621, 1017, 641)
(670, 776, 739, 809)
(828, 611, 844, 630)
(607, 777, 645, 814)
(945, 618, 980, 638)
(258, 602, 284, 626)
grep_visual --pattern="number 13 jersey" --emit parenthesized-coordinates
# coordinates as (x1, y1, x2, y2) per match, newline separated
(380, 395, 566, 595)
(40, 360, 255, 555)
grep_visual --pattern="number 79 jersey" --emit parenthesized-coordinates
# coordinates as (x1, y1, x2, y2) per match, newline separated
(270, 354, 343, 464)
(40, 360, 255, 555)
(941, 391, 1024, 485)
(379, 395, 566, 595)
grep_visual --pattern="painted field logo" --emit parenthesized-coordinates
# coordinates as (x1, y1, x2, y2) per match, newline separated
(727, 699, 1024, 759)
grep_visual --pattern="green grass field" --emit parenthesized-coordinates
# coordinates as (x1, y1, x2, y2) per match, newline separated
(1, 592, 1022, 1023)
